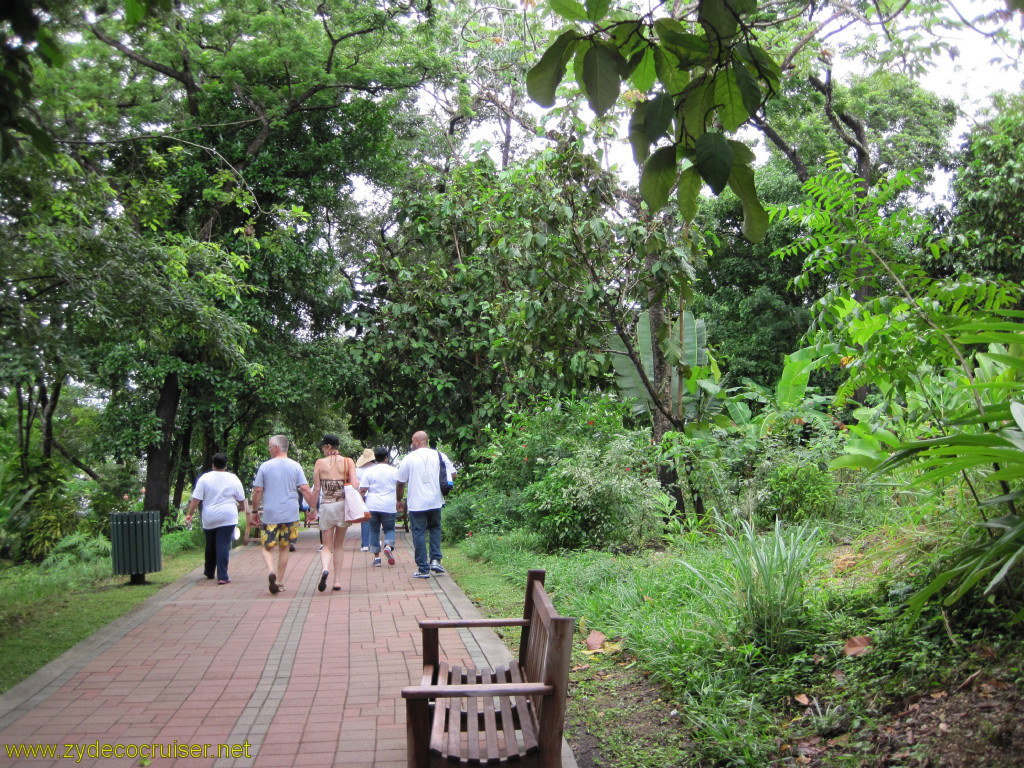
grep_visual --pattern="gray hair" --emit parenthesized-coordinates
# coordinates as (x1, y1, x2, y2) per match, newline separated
(270, 434, 289, 452)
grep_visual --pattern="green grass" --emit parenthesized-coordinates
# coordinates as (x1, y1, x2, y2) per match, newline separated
(0, 531, 201, 694)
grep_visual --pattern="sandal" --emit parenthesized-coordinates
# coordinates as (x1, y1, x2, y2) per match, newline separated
(332, 585, 342, 591)
(268, 573, 279, 594)
(318, 570, 329, 593)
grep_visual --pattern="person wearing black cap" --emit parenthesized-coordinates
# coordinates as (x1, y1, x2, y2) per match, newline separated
(311, 434, 360, 592)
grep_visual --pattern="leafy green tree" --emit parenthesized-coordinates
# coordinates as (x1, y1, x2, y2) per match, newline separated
(2, 0, 449, 519)
(692, 158, 812, 386)
(951, 92, 1024, 285)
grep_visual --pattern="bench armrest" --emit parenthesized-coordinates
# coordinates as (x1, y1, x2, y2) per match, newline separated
(419, 618, 530, 630)
(402, 682, 554, 700)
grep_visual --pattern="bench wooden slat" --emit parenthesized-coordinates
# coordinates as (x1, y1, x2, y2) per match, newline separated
(446, 666, 464, 762)
(508, 661, 539, 754)
(479, 668, 500, 763)
(465, 668, 480, 764)
(494, 666, 518, 761)
(428, 663, 449, 758)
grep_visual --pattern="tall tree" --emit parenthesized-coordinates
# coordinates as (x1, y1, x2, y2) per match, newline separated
(950, 92, 1024, 286)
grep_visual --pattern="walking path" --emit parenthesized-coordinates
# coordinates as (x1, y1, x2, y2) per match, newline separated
(0, 528, 577, 768)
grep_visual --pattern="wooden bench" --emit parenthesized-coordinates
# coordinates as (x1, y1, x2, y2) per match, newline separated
(401, 569, 574, 768)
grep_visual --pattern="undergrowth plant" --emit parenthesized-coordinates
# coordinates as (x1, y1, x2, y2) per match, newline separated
(776, 157, 1024, 621)
(684, 518, 821, 656)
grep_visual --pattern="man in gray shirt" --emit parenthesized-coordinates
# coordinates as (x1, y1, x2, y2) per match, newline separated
(251, 434, 317, 594)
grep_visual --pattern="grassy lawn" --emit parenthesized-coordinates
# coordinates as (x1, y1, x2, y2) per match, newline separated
(0, 531, 203, 694)
(444, 526, 1024, 768)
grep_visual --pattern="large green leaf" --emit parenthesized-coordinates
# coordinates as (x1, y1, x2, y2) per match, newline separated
(607, 313, 656, 416)
(653, 18, 710, 66)
(664, 311, 708, 368)
(694, 131, 733, 194)
(713, 68, 748, 132)
(676, 164, 702, 222)
(728, 160, 769, 242)
(644, 92, 675, 142)
(581, 42, 624, 117)
(527, 30, 578, 107)
(775, 347, 817, 409)
(628, 101, 651, 164)
(732, 61, 762, 116)
(630, 48, 657, 92)
(698, 0, 739, 43)
(640, 146, 678, 211)
(654, 47, 689, 95)
(549, 0, 588, 22)
(681, 78, 714, 144)
(585, 0, 611, 21)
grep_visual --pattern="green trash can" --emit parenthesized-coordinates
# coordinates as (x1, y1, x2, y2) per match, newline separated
(110, 510, 162, 584)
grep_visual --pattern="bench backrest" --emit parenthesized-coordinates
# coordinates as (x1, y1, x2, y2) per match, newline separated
(518, 569, 575, 764)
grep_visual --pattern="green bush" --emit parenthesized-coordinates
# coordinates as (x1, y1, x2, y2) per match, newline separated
(40, 532, 111, 569)
(441, 487, 525, 541)
(472, 393, 637, 494)
(521, 437, 664, 552)
(760, 462, 838, 523)
(18, 482, 80, 562)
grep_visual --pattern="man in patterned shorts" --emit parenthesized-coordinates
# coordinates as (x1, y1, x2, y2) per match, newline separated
(250, 434, 318, 594)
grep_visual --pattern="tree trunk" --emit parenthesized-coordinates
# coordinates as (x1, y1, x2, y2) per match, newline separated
(171, 418, 194, 509)
(144, 371, 180, 522)
(39, 373, 64, 463)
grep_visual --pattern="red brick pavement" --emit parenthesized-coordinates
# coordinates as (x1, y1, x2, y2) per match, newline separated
(0, 526, 534, 768)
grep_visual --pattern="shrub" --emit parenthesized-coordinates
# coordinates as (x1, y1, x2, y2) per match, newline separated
(40, 532, 111, 569)
(760, 462, 838, 523)
(520, 437, 664, 552)
(18, 483, 80, 562)
(471, 393, 636, 494)
(441, 487, 525, 541)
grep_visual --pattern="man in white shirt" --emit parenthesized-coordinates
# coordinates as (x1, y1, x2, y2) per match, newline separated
(396, 430, 445, 579)
(251, 435, 318, 594)
(185, 453, 245, 585)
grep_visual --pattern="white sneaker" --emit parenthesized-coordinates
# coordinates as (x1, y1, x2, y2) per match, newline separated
(360, 546, 369, 552)
(430, 560, 446, 574)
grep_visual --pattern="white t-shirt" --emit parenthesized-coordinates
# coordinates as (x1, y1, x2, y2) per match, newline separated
(360, 463, 399, 514)
(396, 448, 443, 512)
(191, 470, 245, 529)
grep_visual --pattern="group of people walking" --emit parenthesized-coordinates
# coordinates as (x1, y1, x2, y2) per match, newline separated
(185, 431, 452, 592)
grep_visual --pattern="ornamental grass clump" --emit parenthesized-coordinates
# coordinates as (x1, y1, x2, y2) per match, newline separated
(684, 518, 820, 656)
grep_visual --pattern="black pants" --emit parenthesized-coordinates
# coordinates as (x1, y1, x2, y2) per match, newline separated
(204, 525, 234, 581)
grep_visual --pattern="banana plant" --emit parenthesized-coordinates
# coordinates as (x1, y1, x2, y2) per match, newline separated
(607, 309, 725, 428)
(739, 347, 834, 439)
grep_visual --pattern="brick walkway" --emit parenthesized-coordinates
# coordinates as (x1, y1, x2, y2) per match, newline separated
(0, 528, 577, 768)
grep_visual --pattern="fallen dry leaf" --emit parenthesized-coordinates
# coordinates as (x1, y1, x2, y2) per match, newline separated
(843, 635, 873, 656)
(794, 693, 811, 706)
(833, 669, 846, 683)
(643, 595, 654, 602)
(571, 664, 590, 672)
(585, 630, 606, 651)
(583, 641, 624, 656)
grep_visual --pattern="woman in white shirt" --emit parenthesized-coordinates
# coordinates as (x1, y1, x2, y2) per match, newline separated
(359, 446, 399, 567)
(185, 453, 246, 584)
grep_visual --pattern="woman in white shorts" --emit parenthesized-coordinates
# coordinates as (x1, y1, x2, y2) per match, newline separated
(311, 434, 360, 592)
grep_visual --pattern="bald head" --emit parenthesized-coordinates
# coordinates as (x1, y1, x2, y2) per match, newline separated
(411, 431, 429, 449)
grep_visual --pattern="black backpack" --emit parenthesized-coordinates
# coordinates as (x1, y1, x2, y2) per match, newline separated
(437, 451, 453, 496)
